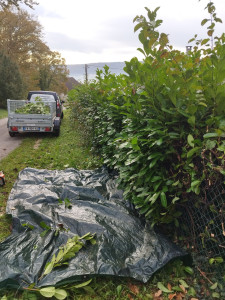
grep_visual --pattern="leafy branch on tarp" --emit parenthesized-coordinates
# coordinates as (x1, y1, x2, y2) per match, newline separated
(22, 223, 34, 230)
(58, 197, 73, 209)
(22, 232, 96, 299)
(40, 221, 51, 237)
(41, 232, 96, 279)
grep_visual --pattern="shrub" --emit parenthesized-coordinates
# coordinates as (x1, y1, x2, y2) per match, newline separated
(68, 3, 225, 227)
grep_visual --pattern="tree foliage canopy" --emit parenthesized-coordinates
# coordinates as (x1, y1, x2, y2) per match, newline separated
(0, 8, 68, 98)
(0, 9, 48, 66)
(39, 51, 69, 93)
(0, 52, 23, 108)
(0, 0, 37, 9)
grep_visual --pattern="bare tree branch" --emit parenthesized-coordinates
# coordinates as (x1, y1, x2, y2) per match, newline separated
(0, 0, 38, 10)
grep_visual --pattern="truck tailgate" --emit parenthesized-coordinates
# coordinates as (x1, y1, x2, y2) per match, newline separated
(7, 100, 57, 133)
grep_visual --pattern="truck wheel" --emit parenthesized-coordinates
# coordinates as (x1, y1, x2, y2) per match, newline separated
(9, 131, 15, 137)
(54, 128, 60, 137)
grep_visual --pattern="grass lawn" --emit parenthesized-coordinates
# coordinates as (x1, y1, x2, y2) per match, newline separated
(0, 108, 8, 119)
(0, 110, 224, 299)
(0, 110, 100, 237)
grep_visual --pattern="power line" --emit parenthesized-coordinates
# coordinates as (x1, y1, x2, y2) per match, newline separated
(82, 63, 126, 82)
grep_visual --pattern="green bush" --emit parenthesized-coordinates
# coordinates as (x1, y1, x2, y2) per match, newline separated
(68, 3, 225, 226)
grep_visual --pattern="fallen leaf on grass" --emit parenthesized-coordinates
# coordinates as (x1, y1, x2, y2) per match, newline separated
(157, 282, 172, 293)
(175, 293, 185, 300)
(128, 283, 139, 295)
(154, 290, 162, 297)
(167, 283, 172, 291)
(128, 294, 134, 300)
(210, 282, 218, 290)
(168, 293, 177, 300)
(178, 279, 189, 288)
(190, 298, 199, 300)
(153, 295, 163, 300)
(179, 285, 187, 293)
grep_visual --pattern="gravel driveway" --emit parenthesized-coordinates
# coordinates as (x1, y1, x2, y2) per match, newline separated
(0, 118, 23, 161)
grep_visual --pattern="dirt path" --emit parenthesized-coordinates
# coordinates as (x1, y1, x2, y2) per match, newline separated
(0, 118, 23, 161)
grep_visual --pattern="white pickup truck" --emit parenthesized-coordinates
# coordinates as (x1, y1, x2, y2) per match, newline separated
(7, 97, 61, 137)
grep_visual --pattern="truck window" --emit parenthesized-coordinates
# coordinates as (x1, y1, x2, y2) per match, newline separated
(30, 94, 55, 102)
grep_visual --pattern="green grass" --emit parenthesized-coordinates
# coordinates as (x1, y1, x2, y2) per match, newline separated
(0, 110, 101, 241)
(0, 110, 224, 300)
(0, 108, 8, 119)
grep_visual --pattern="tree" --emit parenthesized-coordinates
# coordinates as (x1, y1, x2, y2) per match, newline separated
(0, 9, 48, 67)
(0, 52, 24, 108)
(38, 51, 69, 94)
(0, 0, 37, 9)
(0, 8, 49, 90)
(0, 8, 69, 93)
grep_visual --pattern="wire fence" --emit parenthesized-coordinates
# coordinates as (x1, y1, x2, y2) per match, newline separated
(179, 182, 225, 273)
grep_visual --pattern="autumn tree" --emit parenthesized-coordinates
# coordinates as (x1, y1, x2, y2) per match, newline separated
(0, 52, 23, 108)
(0, 8, 69, 93)
(38, 51, 69, 94)
(0, 9, 48, 66)
(0, 8, 49, 90)
(0, 8, 68, 93)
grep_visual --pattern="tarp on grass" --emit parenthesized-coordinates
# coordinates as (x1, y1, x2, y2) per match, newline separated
(0, 167, 186, 288)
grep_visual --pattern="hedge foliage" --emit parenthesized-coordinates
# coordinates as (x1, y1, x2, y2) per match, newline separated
(68, 3, 225, 226)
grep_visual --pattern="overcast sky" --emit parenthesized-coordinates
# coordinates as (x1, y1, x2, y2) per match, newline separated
(27, 0, 225, 64)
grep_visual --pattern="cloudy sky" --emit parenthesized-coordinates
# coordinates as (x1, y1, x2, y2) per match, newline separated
(26, 0, 225, 64)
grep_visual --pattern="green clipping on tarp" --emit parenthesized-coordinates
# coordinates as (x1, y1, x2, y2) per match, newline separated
(0, 167, 186, 288)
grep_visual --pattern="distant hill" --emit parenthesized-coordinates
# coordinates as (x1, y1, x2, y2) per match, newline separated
(65, 77, 80, 91)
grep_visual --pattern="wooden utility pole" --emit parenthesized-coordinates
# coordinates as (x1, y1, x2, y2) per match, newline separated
(85, 64, 88, 83)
